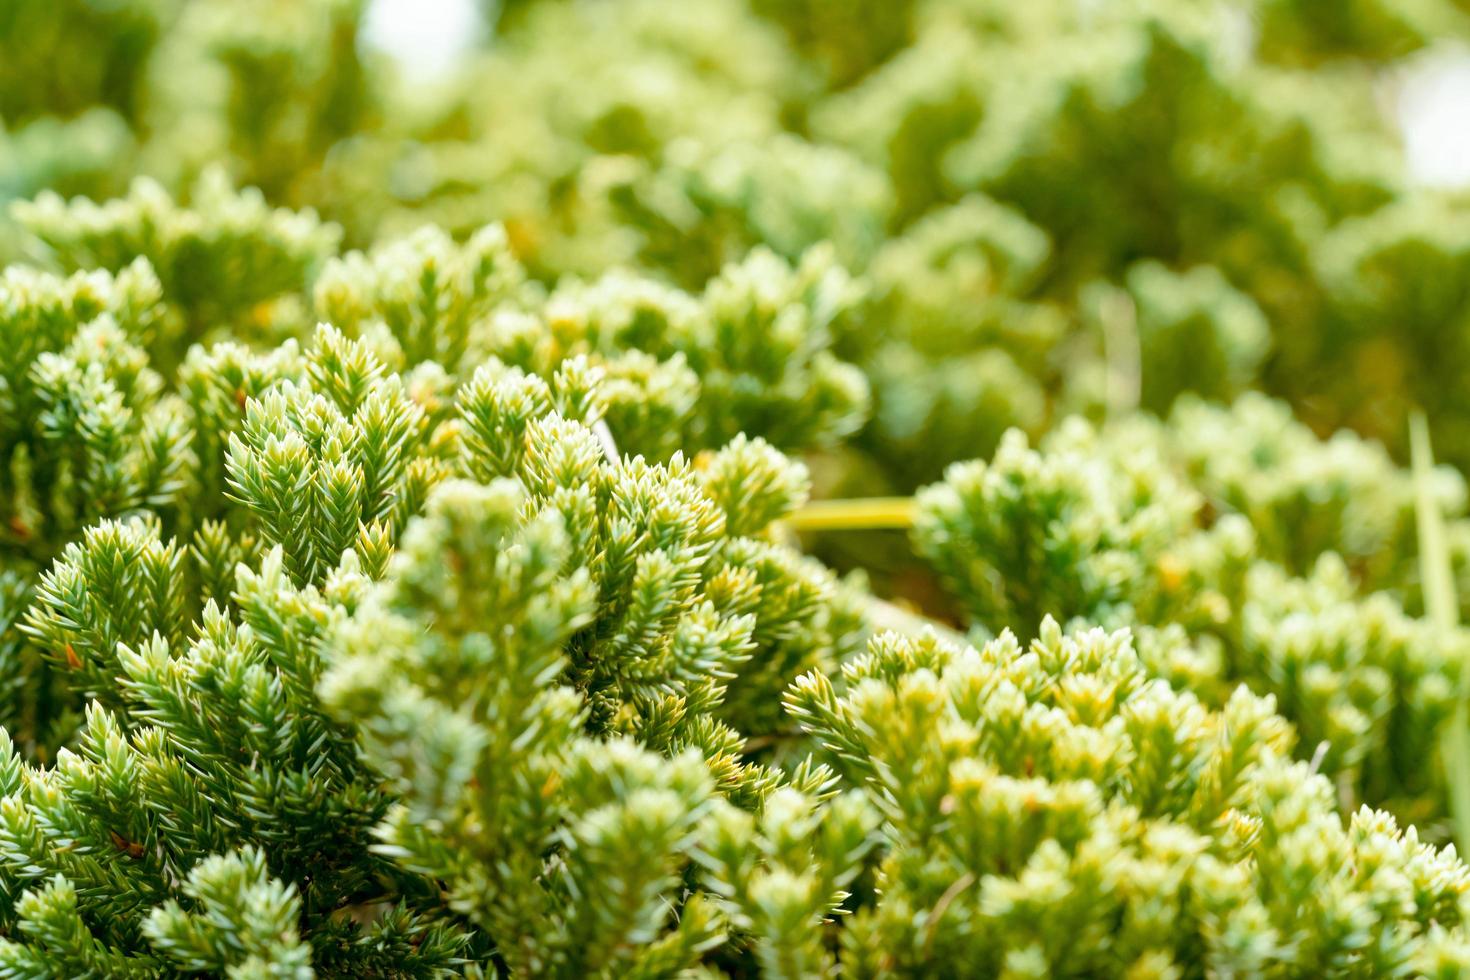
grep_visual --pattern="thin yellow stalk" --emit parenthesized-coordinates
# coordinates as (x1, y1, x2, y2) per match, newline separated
(786, 497, 917, 532)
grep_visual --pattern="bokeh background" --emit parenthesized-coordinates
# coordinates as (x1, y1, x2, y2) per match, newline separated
(8, 0, 1470, 606)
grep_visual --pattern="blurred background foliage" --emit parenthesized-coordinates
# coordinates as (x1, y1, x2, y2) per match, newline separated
(5, 0, 1470, 605)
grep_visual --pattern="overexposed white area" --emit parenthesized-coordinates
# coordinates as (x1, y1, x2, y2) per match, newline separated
(361, 0, 484, 83)
(362, 0, 1470, 189)
(1398, 46, 1470, 189)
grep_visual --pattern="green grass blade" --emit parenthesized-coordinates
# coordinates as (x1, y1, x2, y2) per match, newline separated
(1412, 410, 1470, 851)
(1412, 412, 1456, 634)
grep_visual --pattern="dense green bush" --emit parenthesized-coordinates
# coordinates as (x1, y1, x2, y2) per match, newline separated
(4, 0, 1470, 974)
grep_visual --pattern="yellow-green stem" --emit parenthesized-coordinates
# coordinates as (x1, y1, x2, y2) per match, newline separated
(787, 497, 917, 532)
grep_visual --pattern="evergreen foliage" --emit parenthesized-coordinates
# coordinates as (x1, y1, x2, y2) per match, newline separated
(4, 0, 1470, 974)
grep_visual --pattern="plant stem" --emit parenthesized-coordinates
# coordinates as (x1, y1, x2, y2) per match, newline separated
(787, 497, 917, 532)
